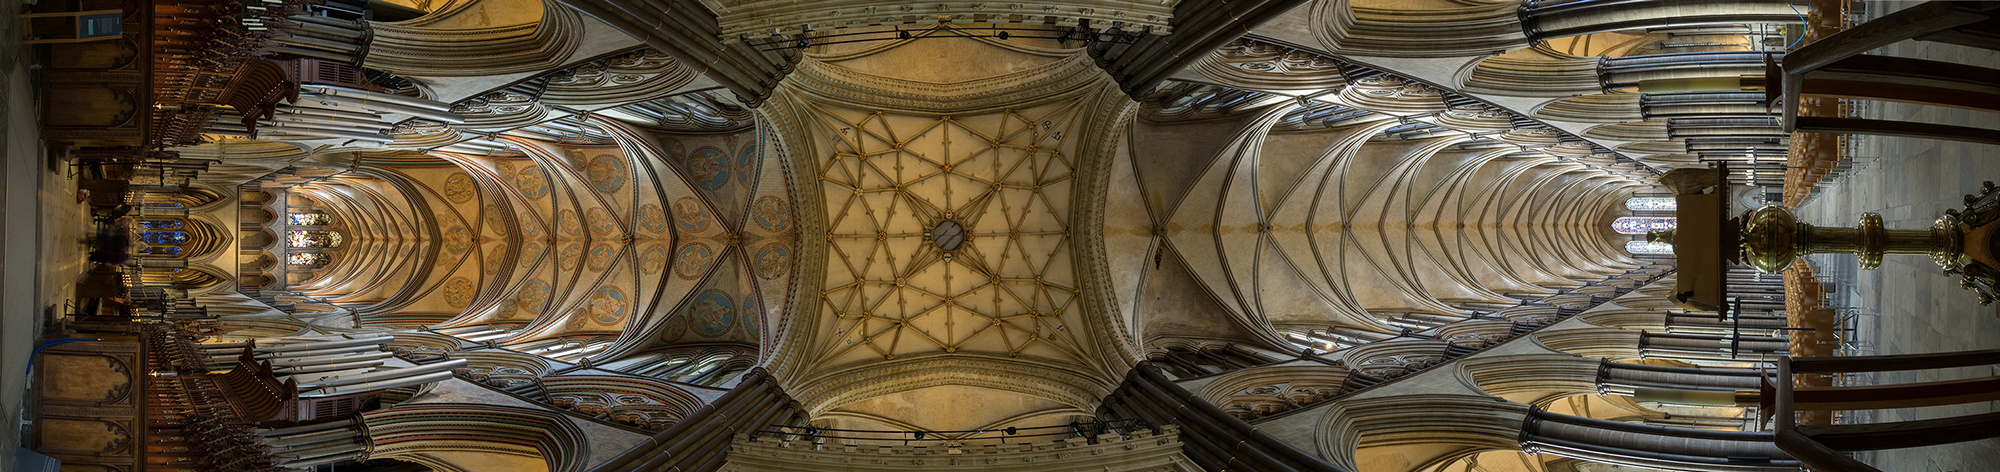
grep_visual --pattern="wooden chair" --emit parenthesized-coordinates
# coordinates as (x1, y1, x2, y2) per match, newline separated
(1776, 2, 2000, 145)
(1769, 349, 2000, 472)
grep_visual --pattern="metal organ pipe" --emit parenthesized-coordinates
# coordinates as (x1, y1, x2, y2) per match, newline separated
(301, 84, 456, 112)
(257, 336, 395, 353)
(300, 370, 455, 396)
(297, 359, 469, 390)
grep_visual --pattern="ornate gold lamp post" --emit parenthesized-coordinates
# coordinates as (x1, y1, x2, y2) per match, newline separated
(1723, 182, 2000, 304)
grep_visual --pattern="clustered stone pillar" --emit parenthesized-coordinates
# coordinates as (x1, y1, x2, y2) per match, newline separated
(1091, 0, 1313, 97)
(593, 368, 803, 472)
(1597, 360, 1762, 406)
(553, 0, 797, 106)
(1101, 362, 1346, 472)
(1520, 0, 1802, 44)
(261, 418, 371, 468)
(1520, 407, 1799, 470)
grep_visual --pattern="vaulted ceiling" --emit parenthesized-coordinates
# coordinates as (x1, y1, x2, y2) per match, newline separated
(249, 18, 1650, 440)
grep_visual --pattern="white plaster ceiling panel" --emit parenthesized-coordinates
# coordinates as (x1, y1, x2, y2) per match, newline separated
(1254, 243, 1347, 325)
(1131, 115, 1265, 220)
(826, 384, 1085, 434)
(1099, 132, 1153, 343)
(1129, 105, 1650, 344)
(1264, 124, 1388, 329)
(1255, 128, 1366, 213)
(1163, 139, 1245, 317)
(1214, 126, 1272, 321)
(809, 101, 1089, 366)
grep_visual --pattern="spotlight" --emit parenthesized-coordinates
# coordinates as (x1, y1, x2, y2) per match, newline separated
(898, 29, 911, 39)
(913, 432, 926, 440)
(997, 31, 1009, 40)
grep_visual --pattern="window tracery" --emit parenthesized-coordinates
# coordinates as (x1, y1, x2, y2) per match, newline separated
(288, 253, 331, 267)
(141, 231, 190, 245)
(1612, 217, 1676, 235)
(1625, 240, 1674, 254)
(288, 211, 331, 226)
(287, 230, 344, 248)
(1625, 197, 1677, 211)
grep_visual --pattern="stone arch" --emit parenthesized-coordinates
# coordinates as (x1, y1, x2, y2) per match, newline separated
(1340, 338, 1450, 379)
(538, 375, 704, 431)
(363, 404, 588, 472)
(1318, 393, 1533, 471)
(363, 0, 586, 77)
(242, 229, 278, 250)
(449, 349, 555, 392)
(1193, 364, 1351, 421)
(384, 331, 466, 362)
(786, 355, 1115, 419)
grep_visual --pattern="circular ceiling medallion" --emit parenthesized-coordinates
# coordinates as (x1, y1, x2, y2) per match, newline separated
(932, 220, 964, 251)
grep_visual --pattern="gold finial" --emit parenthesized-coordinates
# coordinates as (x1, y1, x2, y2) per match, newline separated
(1647, 229, 1675, 245)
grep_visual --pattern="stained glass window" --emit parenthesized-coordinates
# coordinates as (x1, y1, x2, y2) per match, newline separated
(140, 246, 183, 255)
(1625, 197, 1677, 211)
(1612, 217, 1677, 235)
(1626, 240, 1674, 254)
(140, 219, 184, 229)
(287, 230, 344, 248)
(143, 202, 184, 209)
(288, 253, 330, 267)
(141, 231, 190, 245)
(288, 212, 331, 226)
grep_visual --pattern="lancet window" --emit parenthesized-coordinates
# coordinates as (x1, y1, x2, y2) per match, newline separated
(287, 230, 344, 248)
(288, 253, 331, 267)
(1625, 197, 1677, 211)
(1625, 240, 1674, 254)
(288, 211, 332, 226)
(1612, 217, 1676, 235)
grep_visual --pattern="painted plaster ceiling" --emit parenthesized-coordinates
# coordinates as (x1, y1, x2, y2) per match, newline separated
(292, 122, 795, 360)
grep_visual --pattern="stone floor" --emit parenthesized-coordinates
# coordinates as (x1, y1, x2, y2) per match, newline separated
(1793, 2, 2000, 470)
(1, 0, 90, 462)
(0, 0, 44, 462)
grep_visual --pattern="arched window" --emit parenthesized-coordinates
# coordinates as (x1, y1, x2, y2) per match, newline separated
(1625, 240, 1674, 254)
(140, 231, 190, 245)
(287, 230, 344, 248)
(1625, 197, 1677, 211)
(1612, 217, 1676, 235)
(134, 217, 200, 258)
(139, 246, 184, 256)
(288, 253, 331, 267)
(288, 211, 331, 226)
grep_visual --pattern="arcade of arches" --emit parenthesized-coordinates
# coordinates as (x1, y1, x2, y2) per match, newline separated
(8, 0, 2000, 471)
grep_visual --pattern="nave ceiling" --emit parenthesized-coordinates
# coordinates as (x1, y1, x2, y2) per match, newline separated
(157, 0, 1673, 451)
